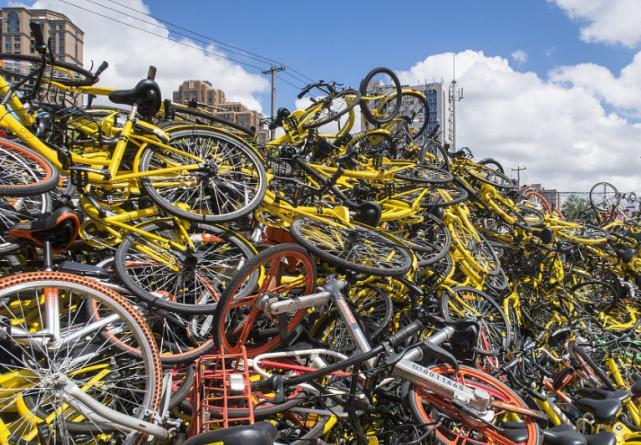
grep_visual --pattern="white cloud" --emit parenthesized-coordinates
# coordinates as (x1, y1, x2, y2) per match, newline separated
(550, 52, 641, 116)
(25, 0, 268, 111)
(549, 0, 641, 47)
(511, 49, 528, 65)
(397, 50, 641, 192)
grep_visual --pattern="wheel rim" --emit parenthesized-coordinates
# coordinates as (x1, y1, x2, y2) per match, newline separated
(218, 247, 316, 356)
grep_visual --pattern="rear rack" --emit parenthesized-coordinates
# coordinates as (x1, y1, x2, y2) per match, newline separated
(190, 346, 254, 435)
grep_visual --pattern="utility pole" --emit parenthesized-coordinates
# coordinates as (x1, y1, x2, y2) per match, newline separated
(511, 165, 527, 189)
(262, 65, 286, 139)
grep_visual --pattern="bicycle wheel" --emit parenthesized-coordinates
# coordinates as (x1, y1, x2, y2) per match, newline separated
(466, 163, 514, 189)
(359, 67, 402, 125)
(409, 364, 541, 445)
(590, 182, 620, 212)
(426, 185, 469, 207)
(0, 272, 161, 445)
(0, 53, 96, 86)
(449, 221, 500, 276)
(300, 89, 361, 130)
(290, 217, 412, 277)
(115, 219, 256, 315)
(395, 164, 453, 184)
(404, 213, 451, 266)
(0, 138, 59, 196)
(393, 89, 430, 136)
(440, 286, 510, 370)
(213, 243, 316, 356)
(139, 127, 267, 223)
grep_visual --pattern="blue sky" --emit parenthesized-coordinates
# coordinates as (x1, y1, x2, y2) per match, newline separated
(143, 0, 636, 109)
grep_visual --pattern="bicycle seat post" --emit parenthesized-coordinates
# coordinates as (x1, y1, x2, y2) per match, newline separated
(43, 239, 53, 271)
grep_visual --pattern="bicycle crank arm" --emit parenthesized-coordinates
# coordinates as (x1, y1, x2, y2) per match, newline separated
(61, 379, 170, 440)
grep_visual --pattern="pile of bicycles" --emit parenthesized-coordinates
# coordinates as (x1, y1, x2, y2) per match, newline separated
(0, 23, 640, 445)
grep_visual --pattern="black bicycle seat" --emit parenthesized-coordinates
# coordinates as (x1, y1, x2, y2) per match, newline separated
(542, 425, 587, 445)
(574, 397, 622, 423)
(9, 206, 80, 249)
(586, 432, 616, 445)
(183, 423, 276, 445)
(577, 387, 630, 402)
(108, 78, 161, 117)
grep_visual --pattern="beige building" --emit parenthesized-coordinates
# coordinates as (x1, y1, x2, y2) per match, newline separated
(0, 7, 84, 66)
(173, 80, 267, 142)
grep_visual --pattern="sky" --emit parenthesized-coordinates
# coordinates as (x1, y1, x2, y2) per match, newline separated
(4, 0, 641, 192)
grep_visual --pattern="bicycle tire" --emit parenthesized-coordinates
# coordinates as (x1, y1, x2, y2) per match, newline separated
(0, 271, 162, 445)
(213, 243, 316, 356)
(290, 217, 412, 277)
(0, 138, 59, 196)
(115, 219, 256, 315)
(359, 67, 402, 125)
(440, 286, 511, 357)
(139, 126, 267, 223)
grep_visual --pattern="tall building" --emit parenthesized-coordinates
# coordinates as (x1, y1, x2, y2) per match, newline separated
(172, 80, 267, 142)
(172, 80, 226, 109)
(0, 7, 84, 66)
(406, 82, 448, 146)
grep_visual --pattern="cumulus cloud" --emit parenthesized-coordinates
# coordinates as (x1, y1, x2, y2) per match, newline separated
(397, 50, 641, 191)
(511, 49, 528, 65)
(550, 53, 641, 116)
(23, 0, 268, 111)
(549, 0, 641, 47)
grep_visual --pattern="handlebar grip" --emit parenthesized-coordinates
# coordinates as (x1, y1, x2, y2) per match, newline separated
(388, 320, 422, 347)
(147, 65, 157, 81)
(30, 22, 45, 50)
(95, 61, 109, 78)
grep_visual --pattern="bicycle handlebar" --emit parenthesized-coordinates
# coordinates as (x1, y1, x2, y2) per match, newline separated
(297, 80, 341, 99)
(94, 61, 109, 78)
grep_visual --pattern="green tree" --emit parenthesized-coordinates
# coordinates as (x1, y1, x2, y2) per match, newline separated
(562, 195, 591, 220)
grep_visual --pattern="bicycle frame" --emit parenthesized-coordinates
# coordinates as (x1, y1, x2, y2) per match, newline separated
(256, 276, 537, 416)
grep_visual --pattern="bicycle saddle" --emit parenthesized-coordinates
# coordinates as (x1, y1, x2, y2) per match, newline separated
(577, 387, 630, 402)
(108, 78, 161, 117)
(9, 206, 80, 249)
(542, 425, 587, 445)
(574, 397, 622, 423)
(183, 422, 276, 445)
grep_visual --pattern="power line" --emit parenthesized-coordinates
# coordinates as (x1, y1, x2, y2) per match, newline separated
(100, 0, 314, 85)
(55, 0, 270, 73)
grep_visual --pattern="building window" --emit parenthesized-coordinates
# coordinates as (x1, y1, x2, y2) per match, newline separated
(7, 12, 19, 33)
(14, 43, 20, 51)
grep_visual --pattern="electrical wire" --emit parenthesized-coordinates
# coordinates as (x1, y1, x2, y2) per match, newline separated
(100, 0, 314, 85)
